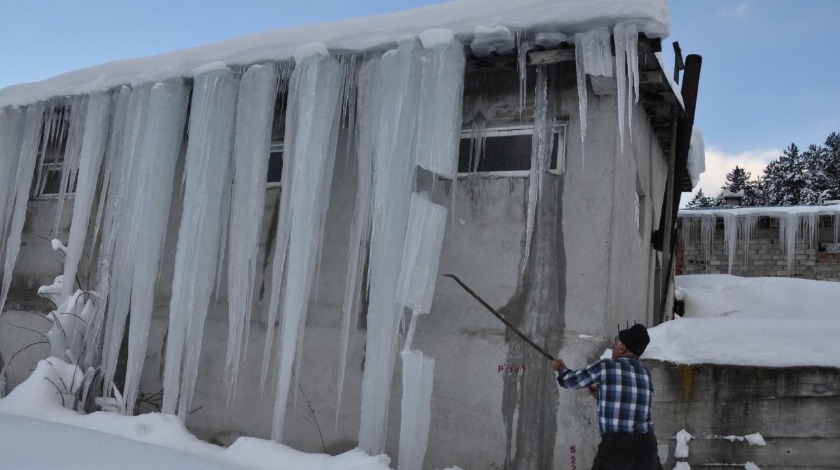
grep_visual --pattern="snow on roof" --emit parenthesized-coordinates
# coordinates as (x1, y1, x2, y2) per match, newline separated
(646, 275, 840, 368)
(0, 0, 670, 108)
(679, 204, 840, 218)
(686, 126, 705, 189)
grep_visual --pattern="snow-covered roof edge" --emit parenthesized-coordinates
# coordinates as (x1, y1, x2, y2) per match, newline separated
(679, 203, 840, 218)
(0, 0, 670, 108)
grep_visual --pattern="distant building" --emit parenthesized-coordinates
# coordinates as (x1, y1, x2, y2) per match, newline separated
(677, 204, 840, 281)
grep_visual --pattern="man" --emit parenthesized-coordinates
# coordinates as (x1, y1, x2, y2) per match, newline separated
(551, 324, 662, 470)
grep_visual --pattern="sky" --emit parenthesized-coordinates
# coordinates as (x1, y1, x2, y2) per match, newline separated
(1, 0, 838, 206)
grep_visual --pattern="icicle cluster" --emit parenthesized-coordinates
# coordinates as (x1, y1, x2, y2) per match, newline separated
(163, 69, 236, 417)
(265, 46, 344, 442)
(681, 207, 840, 275)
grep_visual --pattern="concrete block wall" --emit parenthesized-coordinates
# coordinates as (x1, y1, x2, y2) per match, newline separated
(679, 224, 840, 281)
(647, 361, 840, 469)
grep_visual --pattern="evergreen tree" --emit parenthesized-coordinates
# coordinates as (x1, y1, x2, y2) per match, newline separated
(685, 188, 715, 208)
(762, 143, 806, 205)
(721, 165, 750, 193)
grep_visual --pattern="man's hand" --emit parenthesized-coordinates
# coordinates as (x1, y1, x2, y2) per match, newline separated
(588, 384, 598, 398)
(551, 358, 566, 372)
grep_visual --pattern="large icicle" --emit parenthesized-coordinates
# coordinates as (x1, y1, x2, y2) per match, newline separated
(778, 213, 799, 275)
(335, 56, 379, 426)
(574, 28, 612, 167)
(225, 63, 279, 405)
(722, 213, 737, 274)
(415, 30, 465, 179)
(397, 192, 448, 316)
(100, 84, 154, 399)
(614, 23, 639, 145)
(0, 108, 25, 262)
(358, 37, 423, 455)
(162, 68, 237, 418)
(123, 80, 190, 414)
(524, 66, 552, 268)
(84, 86, 132, 373)
(397, 351, 435, 470)
(270, 44, 344, 442)
(60, 93, 112, 301)
(0, 103, 45, 314)
(51, 96, 89, 238)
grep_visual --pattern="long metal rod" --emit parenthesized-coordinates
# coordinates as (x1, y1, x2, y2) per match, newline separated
(443, 274, 555, 361)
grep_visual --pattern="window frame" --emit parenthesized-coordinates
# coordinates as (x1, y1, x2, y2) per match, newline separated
(456, 121, 567, 178)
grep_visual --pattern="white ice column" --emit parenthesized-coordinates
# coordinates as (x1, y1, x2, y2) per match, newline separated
(163, 69, 237, 417)
(358, 37, 423, 455)
(122, 80, 190, 413)
(415, 30, 465, 179)
(1, 103, 46, 315)
(397, 192, 448, 317)
(398, 351, 435, 470)
(269, 45, 344, 442)
(336, 57, 379, 424)
(0, 107, 25, 264)
(60, 93, 112, 301)
(613, 23, 639, 148)
(574, 28, 612, 166)
(225, 63, 279, 404)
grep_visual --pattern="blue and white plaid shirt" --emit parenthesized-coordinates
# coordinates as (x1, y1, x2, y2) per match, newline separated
(557, 357, 655, 435)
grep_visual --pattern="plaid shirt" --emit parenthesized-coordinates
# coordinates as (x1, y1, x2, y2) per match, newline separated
(557, 357, 655, 435)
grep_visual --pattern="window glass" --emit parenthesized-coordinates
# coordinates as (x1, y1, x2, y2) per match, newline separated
(457, 124, 565, 175)
(267, 142, 283, 186)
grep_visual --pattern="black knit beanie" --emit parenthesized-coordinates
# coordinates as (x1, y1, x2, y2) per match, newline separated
(618, 324, 650, 356)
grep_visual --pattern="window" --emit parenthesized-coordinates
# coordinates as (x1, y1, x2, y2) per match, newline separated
(266, 141, 284, 188)
(33, 139, 76, 199)
(457, 122, 566, 177)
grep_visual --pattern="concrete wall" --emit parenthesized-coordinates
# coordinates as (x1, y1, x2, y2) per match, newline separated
(1, 62, 670, 469)
(678, 220, 840, 281)
(648, 361, 840, 469)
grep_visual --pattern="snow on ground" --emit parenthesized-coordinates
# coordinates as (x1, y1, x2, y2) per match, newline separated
(0, 0, 669, 107)
(645, 274, 840, 368)
(0, 359, 391, 470)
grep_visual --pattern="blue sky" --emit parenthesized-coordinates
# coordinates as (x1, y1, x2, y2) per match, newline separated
(1, 0, 838, 203)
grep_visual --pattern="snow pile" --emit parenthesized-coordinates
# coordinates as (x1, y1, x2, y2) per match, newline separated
(646, 275, 840, 367)
(744, 462, 761, 470)
(674, 429, 692, 458)
(0, 359, 391, 470)
(0, 0, 669, 108)
(687, 126, 705, 188)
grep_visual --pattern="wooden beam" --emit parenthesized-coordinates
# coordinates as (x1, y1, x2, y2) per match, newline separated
(527, 48, 575, 66)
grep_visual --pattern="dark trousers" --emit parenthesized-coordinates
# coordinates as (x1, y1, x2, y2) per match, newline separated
(591, 432, 663, 470)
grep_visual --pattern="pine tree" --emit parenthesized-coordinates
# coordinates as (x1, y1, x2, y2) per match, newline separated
(762, 143, 806, 205)
(721, 166, 750, 193)
(685, 188, 715, 208)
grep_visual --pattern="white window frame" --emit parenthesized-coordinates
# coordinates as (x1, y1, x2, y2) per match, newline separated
(457, 122, 567, 178)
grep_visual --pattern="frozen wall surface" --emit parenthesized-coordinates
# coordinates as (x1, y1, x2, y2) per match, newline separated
(0, 0, 676, 468)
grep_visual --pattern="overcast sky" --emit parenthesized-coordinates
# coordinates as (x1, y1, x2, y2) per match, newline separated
(1, 0, 838, 206)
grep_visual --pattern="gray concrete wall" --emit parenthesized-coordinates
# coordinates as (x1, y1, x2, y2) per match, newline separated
(679, 220, 840, 281)
(2, 63, 670, 469)
(648, 361, 840, 469)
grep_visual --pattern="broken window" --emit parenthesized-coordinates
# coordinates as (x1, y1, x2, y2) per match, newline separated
(457, 123, 566, 176)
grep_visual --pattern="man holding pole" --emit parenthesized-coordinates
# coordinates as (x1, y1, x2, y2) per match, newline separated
(551, 324, 663, 470)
